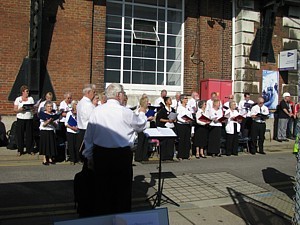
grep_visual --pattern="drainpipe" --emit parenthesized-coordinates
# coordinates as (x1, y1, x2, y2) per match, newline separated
(90, 1, 95, 83)
(232, 0, 236, 94)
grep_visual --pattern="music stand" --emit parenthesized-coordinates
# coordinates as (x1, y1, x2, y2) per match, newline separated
(144, 128, 180, 208)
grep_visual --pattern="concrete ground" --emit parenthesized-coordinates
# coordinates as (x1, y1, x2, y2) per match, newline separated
(0, 136, 297, 225)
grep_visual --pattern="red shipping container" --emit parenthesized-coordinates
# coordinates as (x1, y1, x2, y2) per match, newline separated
(200, 79, 232, 104)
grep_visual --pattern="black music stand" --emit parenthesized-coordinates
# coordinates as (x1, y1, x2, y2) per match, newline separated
(144, 128, 180, 208)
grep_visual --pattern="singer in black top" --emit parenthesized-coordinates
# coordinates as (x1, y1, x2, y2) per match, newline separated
(156, 96, 176, 161)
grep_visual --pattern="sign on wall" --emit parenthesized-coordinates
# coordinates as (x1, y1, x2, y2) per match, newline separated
(262, 70, 279, 110)
(278, 49, 298, 71)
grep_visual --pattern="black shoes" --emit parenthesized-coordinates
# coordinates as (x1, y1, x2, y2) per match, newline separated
(42, 162, 49, 166)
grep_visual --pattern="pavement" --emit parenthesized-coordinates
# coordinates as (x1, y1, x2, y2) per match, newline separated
(0, 138, 297, 225)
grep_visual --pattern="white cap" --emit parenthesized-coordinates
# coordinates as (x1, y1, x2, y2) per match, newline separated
(282, 92, 290, 97)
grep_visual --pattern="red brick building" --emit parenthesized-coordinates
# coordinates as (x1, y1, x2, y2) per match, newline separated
(0, 0, 299, 115)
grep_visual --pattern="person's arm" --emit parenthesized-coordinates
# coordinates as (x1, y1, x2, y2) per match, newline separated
(14, 97, 24, 113)
(82, 115, 96, 161)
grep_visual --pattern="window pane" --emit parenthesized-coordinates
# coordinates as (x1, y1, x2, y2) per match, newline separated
(167, 10, 182, 22)
(106, 57, 121, 69)
(158, 21, 165, 33)
(158, 47, 164, 59)
(167, 35, 182, 47)
(167, 23, 182, 35)
(157, 73, 164, 85)
(106, 2, 122, 15)
(123, 57, 131, 70)
(168, 0, 182, 9)
(157, 60, 164, 72)
(105, 70, 120, 83)
(134, 6, 157, 20)
(167, 48, 181, 60)
(106, 15, 122, 29)
(167, 60, 181, 73)
(158, 35, 165, 46)
(124, 44, 131, 56)
(106, 29, 121, 42)
(124, 31, 132, 43)
(158, 9, 165, 21)
(132, 58, 156, 71)
(123, 70, 131, 83)
(124, 18, 132, 30)
(132, 72, 155, 84)
(125, 5, 132, 17)
(167, 73, 181, 86)
(133, 45, 156, 58)
(105, 43, 121, 56)
(143, 59, 156, 71)
(134, 0, 157, 6)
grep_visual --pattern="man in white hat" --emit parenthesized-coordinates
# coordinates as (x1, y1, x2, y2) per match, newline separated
(277, 92, 293, 142)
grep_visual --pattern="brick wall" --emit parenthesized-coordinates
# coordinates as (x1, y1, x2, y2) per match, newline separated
(0, 1, 30, 115)
(184, 0, 232, 95)
(0, 0, 106, 115)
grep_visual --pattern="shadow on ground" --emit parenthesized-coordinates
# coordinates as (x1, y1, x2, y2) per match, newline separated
(223, 187, 292, 225)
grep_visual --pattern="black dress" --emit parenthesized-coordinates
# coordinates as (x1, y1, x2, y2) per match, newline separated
(155, 107, 175, 160)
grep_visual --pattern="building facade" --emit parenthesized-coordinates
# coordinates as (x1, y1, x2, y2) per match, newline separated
(0, 0, 299, 115)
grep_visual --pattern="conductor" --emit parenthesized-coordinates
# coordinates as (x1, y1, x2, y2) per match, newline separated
(82, 83, 148, 215)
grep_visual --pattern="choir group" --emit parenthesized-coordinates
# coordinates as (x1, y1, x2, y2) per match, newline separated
(13, 84, 271, 165)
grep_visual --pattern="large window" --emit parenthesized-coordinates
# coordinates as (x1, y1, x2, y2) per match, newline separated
(104, 0, 184, 88)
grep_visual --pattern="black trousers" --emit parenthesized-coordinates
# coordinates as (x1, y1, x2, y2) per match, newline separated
(134, 132, 149, 162)
(226, 123, 238, 156)
(250, 121, 266, 154)
(93, 146, 133, 215)
(66, 132, 80, 163)
(176, 123, 191, 159)
(16, 118, 33, 154)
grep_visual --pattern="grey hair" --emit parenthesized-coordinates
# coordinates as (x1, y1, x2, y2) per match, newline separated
(180, 94, 187, 103)
(229, 100, 236, 108)
(64, 92, 72, 98)
(105, 83, 123, 99)
(198, 100, 206, 109)
(45, 100, 53, 107)
(82, 84, 96, 95)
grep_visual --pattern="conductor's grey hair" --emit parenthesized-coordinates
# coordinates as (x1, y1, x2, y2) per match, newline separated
(105, 83, 123, 99)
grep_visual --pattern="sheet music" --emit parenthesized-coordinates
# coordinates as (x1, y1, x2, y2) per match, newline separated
(168, 112, 178, 120)
(144, 128, 177, 138)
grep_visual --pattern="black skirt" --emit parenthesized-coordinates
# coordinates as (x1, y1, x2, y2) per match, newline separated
(194, 124, 209, 148)
(208, 126, 221, 154)
(39, 130, 57, 157)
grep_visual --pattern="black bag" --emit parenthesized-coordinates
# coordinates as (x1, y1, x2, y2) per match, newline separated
(74, 163, 96, 217)
(0, 122, 8, 147)
(6, 121, 18, 150)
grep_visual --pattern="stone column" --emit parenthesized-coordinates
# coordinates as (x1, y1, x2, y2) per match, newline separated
(234, 0, 260, 102)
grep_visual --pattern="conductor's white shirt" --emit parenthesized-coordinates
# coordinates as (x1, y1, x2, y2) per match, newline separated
(77, 96, 95, 130)
(82, 99, 147, 160)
